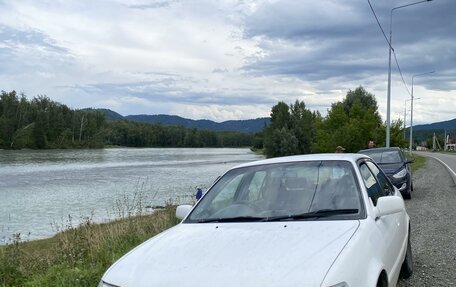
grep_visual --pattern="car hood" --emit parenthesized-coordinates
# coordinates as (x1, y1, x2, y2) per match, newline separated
(103, 220, 360, 287)
(378, 162, 404, 174)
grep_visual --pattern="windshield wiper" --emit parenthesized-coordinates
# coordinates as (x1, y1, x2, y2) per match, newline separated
(264, 209, 359, 222)
(197, 216, 267, 223)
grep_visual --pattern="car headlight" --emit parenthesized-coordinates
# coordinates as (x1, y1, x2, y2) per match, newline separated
(327, 282, 349, 287)
(393, 167, 407, 179)
(98, 281, 120, 287)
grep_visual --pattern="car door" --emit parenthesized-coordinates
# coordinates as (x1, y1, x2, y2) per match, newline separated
(360, 160, 407, 275)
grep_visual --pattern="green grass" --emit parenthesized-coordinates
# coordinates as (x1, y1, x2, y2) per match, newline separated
(0, 206, 180, 287)
(410, 153, 426, 172)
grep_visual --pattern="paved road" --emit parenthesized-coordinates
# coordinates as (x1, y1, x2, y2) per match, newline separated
(416, 151, 456, 183)
(397, 156, 456, 286)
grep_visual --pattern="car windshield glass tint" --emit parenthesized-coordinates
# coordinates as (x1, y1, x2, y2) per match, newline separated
(187, 161, 361, 222)
(364, 151, 402, 164)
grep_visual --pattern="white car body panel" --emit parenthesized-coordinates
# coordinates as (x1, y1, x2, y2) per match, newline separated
(104, 221, 359, 287)
(321, 211, 408, 286)
(101, 154, 410, 287)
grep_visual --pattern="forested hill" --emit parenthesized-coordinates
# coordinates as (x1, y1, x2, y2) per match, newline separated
(0, 91, 256, 149)
(125, 114, 270, 133)
(412, 118, 456, 131)
(406, 118, 456, 144)
(83, 108, 124, 121)
(89, 109, 270, 133)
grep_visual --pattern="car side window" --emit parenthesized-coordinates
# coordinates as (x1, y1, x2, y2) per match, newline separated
(359, 163, 383, 206)
(366, 161, 394, 196)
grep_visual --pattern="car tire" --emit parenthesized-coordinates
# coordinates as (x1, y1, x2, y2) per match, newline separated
(403, 191, 411, 200)
(400, 233, 413, 279)
(376, 272, 388, 287)
(411, 182, 414, 191)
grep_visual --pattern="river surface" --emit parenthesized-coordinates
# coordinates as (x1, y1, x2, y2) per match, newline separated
(0, 148, 263, 243)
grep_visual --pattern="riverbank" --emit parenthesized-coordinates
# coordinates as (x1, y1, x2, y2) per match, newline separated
(0, 206, 179, 287)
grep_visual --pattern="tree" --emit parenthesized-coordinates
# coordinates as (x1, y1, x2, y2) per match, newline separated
(376, 119, 407, 148)
(269, 101, 290, 130)
(263, 100, 317, 157)
(289, 100, 317, 154)
(314, 86, 383, 152)
(264, 127, 299, 157)
(33, 112, 47, 148)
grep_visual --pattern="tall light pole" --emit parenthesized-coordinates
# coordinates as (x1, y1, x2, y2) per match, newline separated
(409, 71, 434, 154)
(404, 99, 411, 140)
(404, 98, 419, 140)
(386, 0, 432, 147)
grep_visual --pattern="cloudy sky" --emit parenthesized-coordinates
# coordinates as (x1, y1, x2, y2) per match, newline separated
(0, 0, 454, 124)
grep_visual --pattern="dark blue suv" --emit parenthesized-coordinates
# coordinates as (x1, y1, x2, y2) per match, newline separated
(358, 147, 414, 199)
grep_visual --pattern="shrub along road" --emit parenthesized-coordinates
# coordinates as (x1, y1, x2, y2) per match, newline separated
(397, 156, 456, 286)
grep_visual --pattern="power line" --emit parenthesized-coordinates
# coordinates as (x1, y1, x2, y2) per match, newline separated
(393, 50, 411, 96)
(367, 0, 411, 96)
(367, 0, 391, 48)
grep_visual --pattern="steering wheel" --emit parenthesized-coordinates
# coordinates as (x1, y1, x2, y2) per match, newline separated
(234, 200, 259, 211)
(211, 201, 259, 218)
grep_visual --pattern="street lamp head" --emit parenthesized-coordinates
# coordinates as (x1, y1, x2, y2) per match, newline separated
(386, 0, 434, 148)
(413, 70, 435, 80)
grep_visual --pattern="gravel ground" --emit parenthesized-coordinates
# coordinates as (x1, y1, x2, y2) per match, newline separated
(397, 157, 456, 286)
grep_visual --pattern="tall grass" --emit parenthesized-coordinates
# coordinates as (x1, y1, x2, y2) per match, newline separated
(0, 204, 180, 287)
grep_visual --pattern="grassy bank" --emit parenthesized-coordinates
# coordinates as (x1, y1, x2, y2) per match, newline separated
(411, 153, 426, 172)
(0, 206, 179, 287)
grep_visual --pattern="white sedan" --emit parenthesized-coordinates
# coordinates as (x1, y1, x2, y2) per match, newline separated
(99, 154, 413, 287)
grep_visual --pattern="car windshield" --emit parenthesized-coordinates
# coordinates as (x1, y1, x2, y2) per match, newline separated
(362, 150, 402, 164)
(186, 160, 362, 222)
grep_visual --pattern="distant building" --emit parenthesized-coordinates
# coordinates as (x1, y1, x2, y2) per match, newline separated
(446, 144, 456, 151)
(445, 136, 455, 151)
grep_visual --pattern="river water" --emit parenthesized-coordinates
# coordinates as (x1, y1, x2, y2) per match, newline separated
(0, 148, 263, 243)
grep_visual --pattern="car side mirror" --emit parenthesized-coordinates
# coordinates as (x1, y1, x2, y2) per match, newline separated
(405, 158, 414, 164)
(374, 196, 404, 219)
(176, 205, 193, 220)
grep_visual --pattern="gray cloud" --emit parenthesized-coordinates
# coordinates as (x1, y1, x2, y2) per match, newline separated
(212, 68, 229, 73)
(78, 79, 276, 107)
(0, 0, 454, 122)
(126, 0, 182, 9)
(0, 25, 67, 54)
(242, 0, 456, 92)
(0, 25, 73, 74)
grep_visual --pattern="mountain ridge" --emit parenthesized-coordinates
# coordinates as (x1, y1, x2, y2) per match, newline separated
(89, 108, 456, 134)
(92, 109, 270, 133)
(413, 118, 456, 131)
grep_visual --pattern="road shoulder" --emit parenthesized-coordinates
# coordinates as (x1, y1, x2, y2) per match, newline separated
(397, 157, 456, 286)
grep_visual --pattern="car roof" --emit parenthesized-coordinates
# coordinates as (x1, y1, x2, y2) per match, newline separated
(232, 153, 369, 169)
(358, 147, 402, 153)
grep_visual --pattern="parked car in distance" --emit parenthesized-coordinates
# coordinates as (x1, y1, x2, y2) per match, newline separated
(358, 147, 413, 199)
(99, 154, 412, 287)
